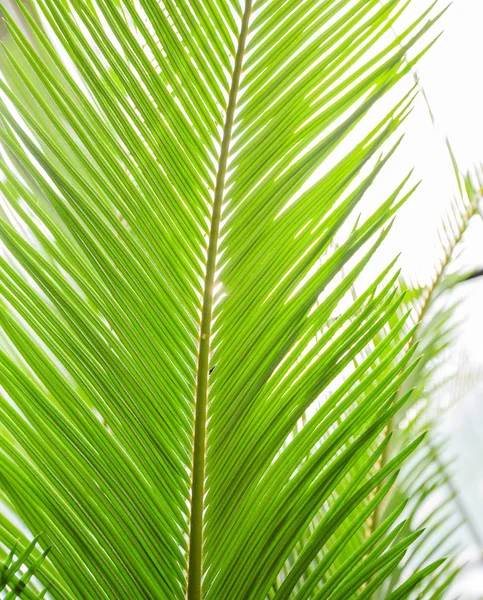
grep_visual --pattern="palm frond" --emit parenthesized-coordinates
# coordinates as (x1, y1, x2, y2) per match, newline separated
(0, 1, 445, 598)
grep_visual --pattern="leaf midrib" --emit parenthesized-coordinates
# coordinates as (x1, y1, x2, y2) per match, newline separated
(187, 3, 253, 599)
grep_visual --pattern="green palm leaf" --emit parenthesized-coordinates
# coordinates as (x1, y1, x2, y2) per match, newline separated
(0, 0, 444, 598)
(0, 534, 48, 598)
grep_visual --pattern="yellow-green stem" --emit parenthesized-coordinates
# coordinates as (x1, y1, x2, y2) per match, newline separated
(186, 3, 252, 598)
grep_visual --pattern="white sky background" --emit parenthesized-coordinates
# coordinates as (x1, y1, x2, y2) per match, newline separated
(389, 0, 483, 341)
